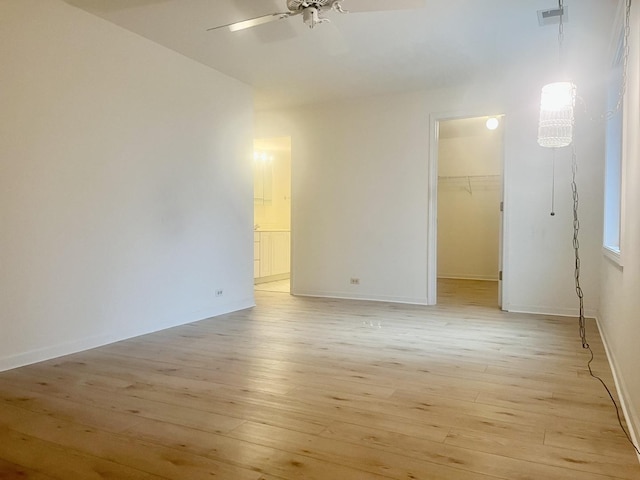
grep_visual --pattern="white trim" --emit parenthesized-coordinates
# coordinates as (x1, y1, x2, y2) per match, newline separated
(289, 135, 296, 299)
(427, 114, 439, 305)
(602, 245, 624, 268)
(607, 0, 629, 57)
(498, 114, 509, 310)
(602, 14, 627, 268)
(595, 316, 640, 464)
(0, 298, 255, 373)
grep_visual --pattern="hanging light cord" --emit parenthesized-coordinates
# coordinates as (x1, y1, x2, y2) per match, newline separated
(609, 0, 632, 119)
(575, 0, 631, 123)
(550, 149, 556, 216)
(562, 0, 639, 456)
(558, 0, 565, 64)
(571, 147, 586, 349)
(571, 145, 640, 456)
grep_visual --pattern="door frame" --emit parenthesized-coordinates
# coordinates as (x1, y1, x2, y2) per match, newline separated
(426, 111, 508, 308)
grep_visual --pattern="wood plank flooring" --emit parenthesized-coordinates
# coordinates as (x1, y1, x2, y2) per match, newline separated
(0, 288, 638, 479)
(437, 278, 499, 307)
(254, 279, 290, 293)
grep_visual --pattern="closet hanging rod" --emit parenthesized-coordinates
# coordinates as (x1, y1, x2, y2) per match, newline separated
(438, 174, 501, 180)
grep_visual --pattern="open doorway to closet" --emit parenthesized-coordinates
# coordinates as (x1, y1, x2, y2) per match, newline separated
(433, 115, 504, 308)
(253, 137, 292, 294)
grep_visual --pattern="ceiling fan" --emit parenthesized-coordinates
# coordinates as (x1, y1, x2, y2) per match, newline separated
(206, 0, 426, 32)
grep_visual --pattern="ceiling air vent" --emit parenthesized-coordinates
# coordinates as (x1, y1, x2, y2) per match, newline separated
(537, 6, 569, 26)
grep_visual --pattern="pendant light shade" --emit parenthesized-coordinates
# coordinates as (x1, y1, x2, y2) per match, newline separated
(537, 81, 576, 148)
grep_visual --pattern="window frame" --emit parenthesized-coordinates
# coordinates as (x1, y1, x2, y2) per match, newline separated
(602, 25, 626, 267)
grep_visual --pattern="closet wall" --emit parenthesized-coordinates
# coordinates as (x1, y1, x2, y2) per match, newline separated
(437, 119, 502, 281)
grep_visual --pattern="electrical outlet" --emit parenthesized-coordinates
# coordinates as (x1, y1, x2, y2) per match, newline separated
(350, 278, 360, 285)
(215, 289, 223, 297)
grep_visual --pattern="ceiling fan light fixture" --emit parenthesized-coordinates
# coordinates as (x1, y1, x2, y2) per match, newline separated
(302, 7, 327, 28)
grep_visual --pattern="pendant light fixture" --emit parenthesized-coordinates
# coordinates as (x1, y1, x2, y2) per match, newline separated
(537, 0, 575, 148)
(537, 81, 576, 148)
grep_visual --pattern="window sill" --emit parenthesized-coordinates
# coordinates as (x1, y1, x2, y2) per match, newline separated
(602, 245, 623, 269)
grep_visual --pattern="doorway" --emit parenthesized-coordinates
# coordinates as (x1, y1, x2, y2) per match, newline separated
(429, 115, 505, 308)
(253, 137, 292, 294)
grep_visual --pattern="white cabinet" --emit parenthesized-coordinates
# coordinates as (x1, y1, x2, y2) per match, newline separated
(266, 231, 290, 276)
(254, 231, 290, 280)
(253, 233, 261, 279)
(259, 232, 273, 278)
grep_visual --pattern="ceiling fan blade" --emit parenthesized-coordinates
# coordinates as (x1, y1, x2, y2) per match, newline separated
(207, 12, 294, 33)
(342, 0, 426, 13)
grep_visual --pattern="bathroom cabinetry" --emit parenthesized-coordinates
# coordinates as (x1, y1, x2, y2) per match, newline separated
(254, 231, 290, 282)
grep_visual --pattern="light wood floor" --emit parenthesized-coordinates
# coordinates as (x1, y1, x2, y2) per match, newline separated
(0, 291, 639, 479)
(437, 278, 499, 308)
(254, 279, 290, 293)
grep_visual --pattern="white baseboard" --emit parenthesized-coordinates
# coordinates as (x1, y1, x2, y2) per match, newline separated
(293, 290, 428, 306)
(0, 296, 255, 373)
(504, 303, 598, 319)
(594, 317, 640, 464)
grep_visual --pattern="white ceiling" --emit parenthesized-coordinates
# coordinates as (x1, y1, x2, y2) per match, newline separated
(64, 0, 620, 110)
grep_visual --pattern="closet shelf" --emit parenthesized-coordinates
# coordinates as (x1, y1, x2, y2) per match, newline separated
(438, 174, 501, 180)
(437, 174, 501, 194)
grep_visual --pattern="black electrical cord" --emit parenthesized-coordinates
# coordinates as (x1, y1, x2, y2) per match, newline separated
(571, 144, 640, 456)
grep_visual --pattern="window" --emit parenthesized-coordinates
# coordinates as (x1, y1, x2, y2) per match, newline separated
(603, 31, 624, 264)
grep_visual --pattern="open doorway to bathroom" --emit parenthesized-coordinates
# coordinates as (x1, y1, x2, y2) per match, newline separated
(434, 115, 504, 308)
(253, 137, 291, 293)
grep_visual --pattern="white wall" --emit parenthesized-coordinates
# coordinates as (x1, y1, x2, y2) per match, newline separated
(258, 92, 438, 304)
(437, 132, 502, 281)
(255, 59, 606, 314)
(0, 0, 255, 371)
(599, 1, 640, 452)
